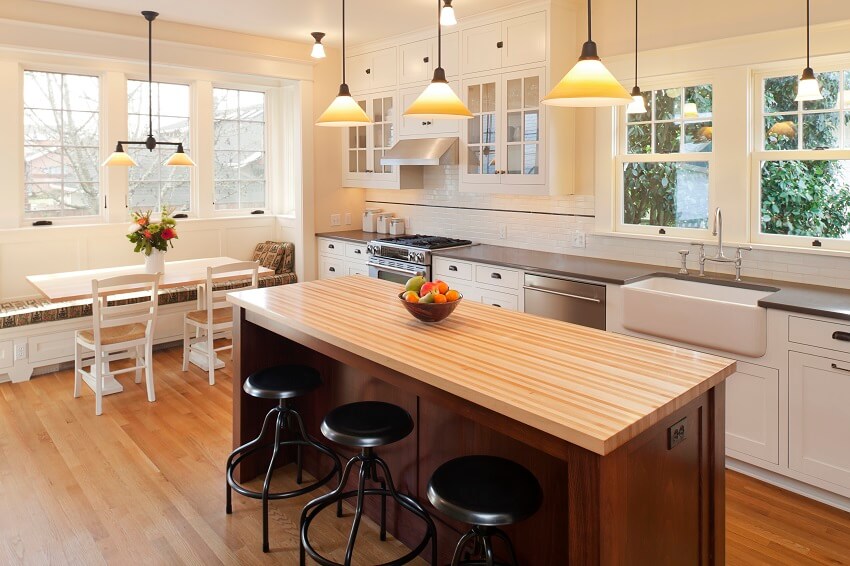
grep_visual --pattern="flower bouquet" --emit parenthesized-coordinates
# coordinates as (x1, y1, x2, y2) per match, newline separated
(127, 208, 178, 274)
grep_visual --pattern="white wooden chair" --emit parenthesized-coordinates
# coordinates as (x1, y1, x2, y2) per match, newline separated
(182, 260, 259, 385)
(74, 274, 159, 416)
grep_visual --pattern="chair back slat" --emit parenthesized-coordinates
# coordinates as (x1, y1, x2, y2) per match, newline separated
(91, 274, 159, 344)
(201, 261, 259, 318)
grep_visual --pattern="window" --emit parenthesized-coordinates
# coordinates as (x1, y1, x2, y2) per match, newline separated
(756, 71, 850, 243)
(619, 84, 713, 232)
(127, 80, 191, 212)
(213, 88, 266, 210)
(23, 71, 100, 218)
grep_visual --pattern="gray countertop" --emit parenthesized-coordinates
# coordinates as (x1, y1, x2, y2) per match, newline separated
(316, 234, 850, 322)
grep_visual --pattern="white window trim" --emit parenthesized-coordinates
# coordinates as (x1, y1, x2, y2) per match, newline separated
(751, 67, 850, 252)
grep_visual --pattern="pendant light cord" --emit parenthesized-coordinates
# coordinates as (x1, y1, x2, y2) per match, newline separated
(587, 0, 592, 41)
(342, 0, 346, 84)
(437, 0, 442, 69)
(148, 14, 153, 138)
(806, 0, 811, 68)
(633, 0, 638, 88)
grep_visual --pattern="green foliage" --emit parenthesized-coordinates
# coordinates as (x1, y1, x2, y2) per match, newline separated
(624, 162, 709, 229)
(127, 207, 179, 255)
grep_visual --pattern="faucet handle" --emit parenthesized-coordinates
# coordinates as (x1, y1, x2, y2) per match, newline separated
(678, 250, 690, 275)
(735, 245, 753, 259)
(690, 242, 705, 252)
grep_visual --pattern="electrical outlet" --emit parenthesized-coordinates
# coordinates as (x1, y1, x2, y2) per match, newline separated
(344, 212, 352, 225)
(330, 214, 341, 226)
(14, 344, 27, 361)
(571, 230, 586, 248)
(498, 224, 507, 239)
(667, 417, 687, 450)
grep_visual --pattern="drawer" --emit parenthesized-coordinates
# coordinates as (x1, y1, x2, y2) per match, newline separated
(319, 257, 345, 279)
(789, 316, 850, 355)
(438, 276, 479, 302)
(317, 238, 345, 258)
(29, 331, 76, 363)
(480, 289, 519, 311)
(0, 340, 13, 369)
(434, 257, 473, 281)
(475, 264, 520, 290)
(346, 261, 370, 276)
(345, 242, 369, 262)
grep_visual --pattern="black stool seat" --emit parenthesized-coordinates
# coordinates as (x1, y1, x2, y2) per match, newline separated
(243, 365, 322, 399)
(427, 455, 543, 526)
(321, 401, 414, 448)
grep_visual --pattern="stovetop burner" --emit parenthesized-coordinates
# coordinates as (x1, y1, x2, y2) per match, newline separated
(375, 234, 473, 250)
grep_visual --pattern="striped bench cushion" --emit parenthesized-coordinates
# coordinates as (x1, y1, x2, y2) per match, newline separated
(0, 272, 296, 329)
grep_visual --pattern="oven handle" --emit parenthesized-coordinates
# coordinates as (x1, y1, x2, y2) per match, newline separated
(369, 262, 426, 278)
(522, 285, 603, 303)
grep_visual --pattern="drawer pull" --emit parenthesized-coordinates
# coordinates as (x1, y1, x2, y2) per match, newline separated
(328, 244, 335, 249)
(492, 304, 502, 308)
(354, 249, 362, 254)
(491, 273, 502, 280)
(831, 363, 850, 373)
(832, 331, 850, 342)
(449, 265, 457, 271)
(328, 267, 336, 273)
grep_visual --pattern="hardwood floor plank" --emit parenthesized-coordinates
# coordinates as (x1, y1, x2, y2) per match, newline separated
(0, 346, 848, 564)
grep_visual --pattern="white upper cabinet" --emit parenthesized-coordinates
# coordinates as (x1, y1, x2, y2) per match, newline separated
(399, 83, 461, 138)
(398, 33, 459, 85)
(343, 92, 400, 189)
(461, 12, 546, 75)
(347, 47, 398, 93)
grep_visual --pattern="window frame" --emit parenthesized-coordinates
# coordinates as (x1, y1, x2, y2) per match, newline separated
(751, 67, 850, 251)
(211, 84, 271, 214)
(125, 76, 194, 215)
(614, 80, 716, 239)
(21, 67, 105, 225)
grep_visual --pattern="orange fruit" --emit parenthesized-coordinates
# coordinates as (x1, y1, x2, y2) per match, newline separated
(432, 293, 448, 304)
(435, 280, 449, 294)
(403, 291, 420, 303)
(445, 290, 460, 302)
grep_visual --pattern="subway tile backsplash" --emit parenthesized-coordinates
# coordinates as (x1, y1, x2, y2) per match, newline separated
(363, 166, 850, 289)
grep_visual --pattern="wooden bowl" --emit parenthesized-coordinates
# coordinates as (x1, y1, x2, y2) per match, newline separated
(399, 292, 462, 323)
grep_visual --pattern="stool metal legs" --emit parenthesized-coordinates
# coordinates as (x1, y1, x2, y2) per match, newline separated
(300, 448, 438, 566)
(451, 525, 519, 566)
(225, 399, 342, 553)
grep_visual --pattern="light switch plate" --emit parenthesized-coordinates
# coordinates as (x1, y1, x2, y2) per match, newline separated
(344, 212, 352, 225)
(330, 214, 341, 226)
(498, 224, 507, 239)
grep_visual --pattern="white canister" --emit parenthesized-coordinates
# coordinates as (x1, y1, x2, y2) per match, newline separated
(389, 217, 406, 236)
(376, 213, 395, 234)
(362, 208, 382, 232)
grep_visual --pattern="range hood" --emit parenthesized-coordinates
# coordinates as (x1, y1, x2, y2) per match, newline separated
(380, 137, 458, 167)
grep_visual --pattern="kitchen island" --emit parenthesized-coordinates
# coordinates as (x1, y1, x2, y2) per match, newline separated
(227, 276, 735, 565)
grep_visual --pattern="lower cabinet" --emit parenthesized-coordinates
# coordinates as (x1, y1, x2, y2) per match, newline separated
(318, 238, 369, 280)
(789, 351, 850, 491)
(433, 256, 521, 311)
(725, 362, 780, 464)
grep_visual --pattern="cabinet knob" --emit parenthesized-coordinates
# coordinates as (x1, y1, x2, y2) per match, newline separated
(423, 56, 429, 63)
(421, 120, 432, 126)
(354, 249, 362, 254)
(449, 265, 457, 271)
(366, 68, 371, 75)
(497, 41, 504, 48)
(329, 267, 336, 272)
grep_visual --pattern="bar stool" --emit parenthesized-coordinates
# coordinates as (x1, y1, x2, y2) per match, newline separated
(226, 364, 342, 553)
(300, 401, 438, 566)
(427, 455, 542, 566)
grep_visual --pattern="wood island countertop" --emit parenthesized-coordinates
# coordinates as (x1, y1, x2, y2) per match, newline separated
(227, 276, 736, 455)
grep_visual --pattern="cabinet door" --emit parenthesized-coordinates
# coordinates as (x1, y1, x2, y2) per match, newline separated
(725, 362, 780, 464)
(501, 68, 545, 186)
(501, 12, 546, 68)
(398, 84, 461, 138)
(344, 97, 370, 182)
(399, 39, 433, 85)
(461, 22, 502, 74)
(441, 32, 460, 77)
(461, 75, 501, 185)
(369, 94, 396, 175)
(369, 47, 398, 90)
(319, 256, 345, 279)
(346, 53, 371, 93)
(789, 352, 850, 490)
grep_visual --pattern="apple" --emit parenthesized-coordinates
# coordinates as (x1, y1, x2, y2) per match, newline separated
(420, 282, 438, 297)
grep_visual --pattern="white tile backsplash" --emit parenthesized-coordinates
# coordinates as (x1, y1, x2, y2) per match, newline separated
(363, 166, 850, 289)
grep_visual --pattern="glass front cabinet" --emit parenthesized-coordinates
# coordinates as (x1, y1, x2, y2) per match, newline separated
(461, 68, 545, 191)
(343, 92, 398, 189)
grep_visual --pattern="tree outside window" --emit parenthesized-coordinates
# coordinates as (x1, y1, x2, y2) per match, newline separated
(212, 88, 266, 210)
(23, 71, 100, 218)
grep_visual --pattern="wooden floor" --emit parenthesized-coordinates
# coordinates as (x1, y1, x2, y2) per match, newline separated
(0, 346, 848, 565)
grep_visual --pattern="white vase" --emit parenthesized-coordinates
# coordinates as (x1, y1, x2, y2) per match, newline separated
(144, 249, 165, 275)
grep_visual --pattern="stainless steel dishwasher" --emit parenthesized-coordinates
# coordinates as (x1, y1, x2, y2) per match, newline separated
(523, 273, 606, 330)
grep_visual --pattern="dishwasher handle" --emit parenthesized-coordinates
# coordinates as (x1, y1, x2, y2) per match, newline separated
(522, 285, 603, 303)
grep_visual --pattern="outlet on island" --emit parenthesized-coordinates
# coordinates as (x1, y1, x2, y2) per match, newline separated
(498, 224, 507, 239)
(572, 230, 586, 248)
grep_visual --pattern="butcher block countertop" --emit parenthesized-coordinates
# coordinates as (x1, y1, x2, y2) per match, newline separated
(228, 276, 736, 456)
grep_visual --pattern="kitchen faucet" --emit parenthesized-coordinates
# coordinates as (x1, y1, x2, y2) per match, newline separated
(690, 207, 752, 281)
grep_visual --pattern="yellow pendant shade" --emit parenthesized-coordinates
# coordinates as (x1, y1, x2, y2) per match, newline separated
(102, 146, 137, 167)
(165, 147, 196, 166)
(404, 75, 472, 119)
(542, 57, 632, 107)
(316, 85, 372, 127)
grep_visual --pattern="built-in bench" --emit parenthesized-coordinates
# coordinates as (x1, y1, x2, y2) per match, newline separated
(0, 241, 297, 383)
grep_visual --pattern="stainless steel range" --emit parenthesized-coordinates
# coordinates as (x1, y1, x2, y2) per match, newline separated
(366, 235, 473, 284)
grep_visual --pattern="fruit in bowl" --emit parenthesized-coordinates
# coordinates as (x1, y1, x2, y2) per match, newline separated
(399, 277, 462, 323)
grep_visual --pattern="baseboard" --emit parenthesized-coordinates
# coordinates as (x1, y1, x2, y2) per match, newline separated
(726, 457, 850, 513)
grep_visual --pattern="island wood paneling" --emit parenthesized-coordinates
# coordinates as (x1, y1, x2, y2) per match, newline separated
(228, 275, 736, 455)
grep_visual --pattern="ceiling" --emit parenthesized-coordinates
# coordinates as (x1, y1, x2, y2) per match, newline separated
(45, 0, 520, 46)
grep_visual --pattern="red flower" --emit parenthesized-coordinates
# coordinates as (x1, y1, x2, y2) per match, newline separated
(162, 228, 176, 241)
(138, 218, 148, 226)
(144, 230, 152, 239)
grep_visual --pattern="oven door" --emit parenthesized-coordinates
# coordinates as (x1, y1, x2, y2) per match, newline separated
(368, 260, 429, 285)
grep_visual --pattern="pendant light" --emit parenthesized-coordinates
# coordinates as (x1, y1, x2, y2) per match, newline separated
(103, 11, 195, 167)
(626, 0, 646, 114)
(310, 32, 326, 59)
(440, 0, 457, 26)
(316, 0, 371, 127)
(795, 0, 823, 102)
(542, 0, 632, 107)
(403, 0, 472, 120)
